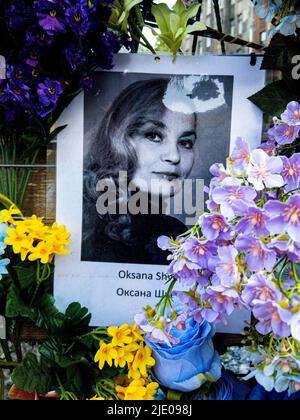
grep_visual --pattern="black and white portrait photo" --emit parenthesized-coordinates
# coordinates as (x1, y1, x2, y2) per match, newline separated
(54, 54, 265, 329)
(82, 73, 234, 265)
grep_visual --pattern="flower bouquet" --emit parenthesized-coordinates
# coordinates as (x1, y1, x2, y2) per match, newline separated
(133, 101, 300, 399)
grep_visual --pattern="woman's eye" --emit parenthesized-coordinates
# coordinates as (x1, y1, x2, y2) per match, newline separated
(179, 139, 194, 149)
(144, 131, 163, 142)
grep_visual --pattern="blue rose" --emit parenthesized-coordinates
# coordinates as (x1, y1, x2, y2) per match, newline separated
(147, 319, 221, 392)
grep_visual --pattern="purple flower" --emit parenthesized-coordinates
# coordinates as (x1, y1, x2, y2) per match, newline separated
(281, 101, 300, 126)
(268, 237, 300, 263)
(35, 0, 66, 33)
(247, 149, 284, 191)
(272, 123, 300, 145)
(65, 1, 92, 36)
(182, 237, 217, 269)
(235, 206, 270, 237)
(212, 179, 257, 220)
(253, 301, 291, 338)
(265, 195, 300, 242)
(229, 137, 250, 171)
(235, 236, 277, 272)
(64, 44, 87, 71)
(214, 246, 240, 287)
(202, 284, 240, 323)
(241, 273, 281, 308)
(199, 213, 231, 241)
(281, 154, 300, 193)
(37, 78, 63, 107)
(168, 259, 200, 288)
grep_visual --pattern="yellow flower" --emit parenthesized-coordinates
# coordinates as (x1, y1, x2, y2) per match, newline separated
(49, 223, 71, 245)
(129, 324, 144, 342)
(89, 396, 105, 400)
(113, 343, 138, 368)
(144, 382, 159, 400)
(5, 226, 31, 254)
(107, 324, 133, 347)
(116, 379, 147, 400)
(94, 341, 118, 370)
(49, 241, 71, 256)
(0, 205, 21, 224)
(28, 241, 54, 264)
(132, 343, 155, 377)
(15, 216, 49, 240)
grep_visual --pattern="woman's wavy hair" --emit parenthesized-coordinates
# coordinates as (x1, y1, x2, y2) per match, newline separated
(83, 78, 170, 244)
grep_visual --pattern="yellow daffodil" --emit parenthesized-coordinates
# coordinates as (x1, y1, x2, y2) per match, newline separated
(5, 226, 30, 254)
(94, 341, 118, 370)
(28, 241, 54, 264)
(144, 382, 159, 400)
(132, 343, 155, 377)
(107, 324, 133, 347)
(129, 324, 144, 342)
(116, 379, 147, 400)
(113, 343, 138, 368)
(49, 223, 71, 245)
(0, 205, 21, 224)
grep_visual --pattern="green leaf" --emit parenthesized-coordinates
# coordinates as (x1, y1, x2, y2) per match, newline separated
(11, 353, 52, 395)
(5, 284, 35, 320)
(173, 0, 185, 15)
(152, 3, 171, 34)
(35, 293, 64, 331)
(13, 265, 36, 290)
(181, 3, 200, 27)
(186, 21, 206, 34)
(60, 302, 91, 337)
(248, 80, 300, 117)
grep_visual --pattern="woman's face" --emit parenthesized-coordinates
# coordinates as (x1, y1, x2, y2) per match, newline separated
(129, 108, 196, 197)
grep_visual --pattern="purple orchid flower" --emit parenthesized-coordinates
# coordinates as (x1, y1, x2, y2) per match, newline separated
(265, 194, 300, 242)
(247, 149, 284, 191)
(281, 153, 300, 193)
(281, 101, 300, 126)
(212, 178, 257, 220)
(235, 236, 277, 272)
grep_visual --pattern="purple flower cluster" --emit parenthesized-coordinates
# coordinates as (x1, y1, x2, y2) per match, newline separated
(0, 0, 128, 128)
(141, 102, 300, 348)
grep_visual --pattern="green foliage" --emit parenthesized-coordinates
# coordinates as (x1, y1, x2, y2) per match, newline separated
(109, 0, 143, 32)
(249, 34, 300, 118)
(11, 353, 52, 395)
(151, 0, 206, 58)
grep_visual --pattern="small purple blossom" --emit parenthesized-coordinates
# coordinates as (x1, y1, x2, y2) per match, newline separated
(241, 273, 281, 308)
(235, 236, 277, 272)
(247, 149, 284, 191)
(235, 206, 270, 237)
(265, 195, 300, 242)
(281, 101, 300, 126)
(253, 301, 291, 338)
(214, 245, 240, 287)
(182, 237, 217, 268)
(37, 78, 63, 106)
(199, 213, 231, 241)
(273, 123, 300, 145)
(167, 259, 200, 288)
(281, 154, 300, 193)
(212, 179, 257, 220)
(202, 284, 240, 323)
(268, 237, 300, 263)
(229, 137, 250, 171)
